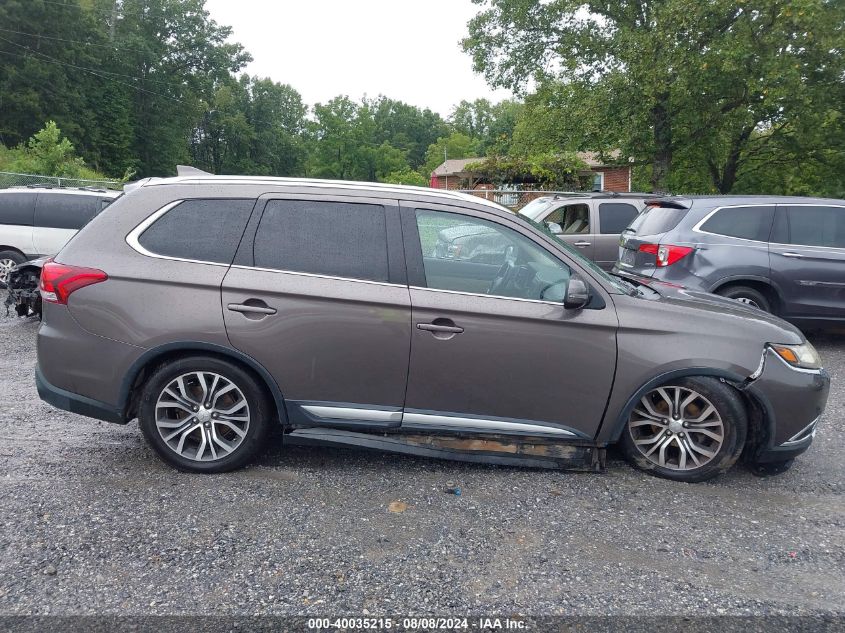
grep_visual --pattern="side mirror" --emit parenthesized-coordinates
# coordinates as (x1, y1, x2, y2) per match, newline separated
(546, 221, 563, 235)
(564, 274, 591, 310)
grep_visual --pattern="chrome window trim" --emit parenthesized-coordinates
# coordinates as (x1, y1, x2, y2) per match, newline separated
(409, 285, 565, 307)
(125, 200, 230, 268)
(402, 412, 577, 437)
(691, 204, 776, 245)
(230, 265, 405, 289)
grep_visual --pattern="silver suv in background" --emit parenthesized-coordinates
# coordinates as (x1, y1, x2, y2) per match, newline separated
(36, 177, 829, 482)
(615, 196, 845, 326)
(519, 193, 653, 269)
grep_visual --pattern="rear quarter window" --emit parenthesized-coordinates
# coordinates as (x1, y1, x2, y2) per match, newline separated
(137, 198, 255, 264)
(698, 205, 775, 242)
(34, 193, 102, 230)
(628, 205, 689, 235)
(0, 192, 36, 226)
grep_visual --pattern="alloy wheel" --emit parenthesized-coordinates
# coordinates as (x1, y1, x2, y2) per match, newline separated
(155, 371, 250, 462)
(628, 386, 725, 471)
(0, 258, 16, 285)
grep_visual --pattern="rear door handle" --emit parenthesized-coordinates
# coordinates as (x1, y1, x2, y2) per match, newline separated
(227, 302, 277, 315)
(573, 241, 591, 247)
(780, 252, 804, 258)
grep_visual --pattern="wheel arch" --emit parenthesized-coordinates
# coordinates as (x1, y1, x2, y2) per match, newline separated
(607, 367, 775, 452)
(120, 341, 288, 426)
(709, 276, 784, 310)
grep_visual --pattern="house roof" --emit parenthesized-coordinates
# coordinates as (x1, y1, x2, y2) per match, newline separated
(432, 151, 625, 177)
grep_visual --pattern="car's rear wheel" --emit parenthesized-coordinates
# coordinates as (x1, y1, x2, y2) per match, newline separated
(138, 356, 273, 473)
(0, 250, 25, 289)
(716, 285, 771, 313)
(620, 377, 747, 482)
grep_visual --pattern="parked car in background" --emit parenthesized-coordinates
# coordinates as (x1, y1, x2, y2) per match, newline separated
(615, 196, 845, 326)
(518, 193, 655, 269)
(0, 187, 120, 287)
(36, 176, 828, 482)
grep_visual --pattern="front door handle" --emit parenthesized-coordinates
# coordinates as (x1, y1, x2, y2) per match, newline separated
(780, 252, 804, 258)
(573, 241, 591, 247)
(417, 318, 464, 338)
(227, 301, 277, 315)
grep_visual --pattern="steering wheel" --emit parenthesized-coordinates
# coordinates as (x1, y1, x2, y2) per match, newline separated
(488, 245, 518, 295)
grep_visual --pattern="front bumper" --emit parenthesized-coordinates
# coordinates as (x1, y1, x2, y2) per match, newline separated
(746, 347, 830, 463)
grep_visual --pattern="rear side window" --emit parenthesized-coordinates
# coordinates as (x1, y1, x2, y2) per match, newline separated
(699, 205, 774, 242)
(254, 199, 389, 282)
(772, 206, 845, 248)
(0, 192, 36, 226)
(598, 203, 639, 234)
(138, 199, 255, 264)
(628, 205, 688, 235)
(35, 193, 101, 230)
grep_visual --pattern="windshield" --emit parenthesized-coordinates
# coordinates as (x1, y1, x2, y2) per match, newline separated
(515, 213, 636, 295)
(518, 197, 556, 221)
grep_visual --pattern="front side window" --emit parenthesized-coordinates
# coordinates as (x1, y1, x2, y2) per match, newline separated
(598, 202, 639, 234)
(772, 206, 845, 248)
(138, 198, 255, 264)
(545, 203, 590, 234)
(417, 209, 571, 302)
(699, 205, 774, 242)
(254, 199, 389, 282)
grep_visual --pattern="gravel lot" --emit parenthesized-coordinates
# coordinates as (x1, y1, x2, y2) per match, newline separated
(0, 312, 843, 618)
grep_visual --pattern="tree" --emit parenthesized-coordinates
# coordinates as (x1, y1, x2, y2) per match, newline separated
(464, 0, 845, 193)
(381, 168, 429, 187)
(423, 132, 480, 175)
(464, 153, 589, 190)
(451, 98, 524, 155)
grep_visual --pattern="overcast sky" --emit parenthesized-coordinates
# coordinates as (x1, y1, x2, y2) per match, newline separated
(203, 0, 512, 117)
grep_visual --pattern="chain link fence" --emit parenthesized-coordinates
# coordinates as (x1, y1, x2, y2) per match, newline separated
(0, 171, 122, 191)
(458, 189, 594, 212)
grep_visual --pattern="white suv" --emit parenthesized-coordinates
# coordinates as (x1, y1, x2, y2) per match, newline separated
(0, 187, 120, 285)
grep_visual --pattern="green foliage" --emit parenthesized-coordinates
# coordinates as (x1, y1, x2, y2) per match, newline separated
(0, 121, 115, 181)
(464, 0, 845, 194)
(451, 98, 524, 155)
(381, 168, 430, 187)
(423, 133, 480, 175)
(464, 153, 589, 189)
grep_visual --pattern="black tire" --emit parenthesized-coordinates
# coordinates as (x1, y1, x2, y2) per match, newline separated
(620, 376, 748, 483)
(716, 285, 772, 313)
(0, 250, 26, 289)
(138, 355, 274, 473)
(750, 459, 795, 477)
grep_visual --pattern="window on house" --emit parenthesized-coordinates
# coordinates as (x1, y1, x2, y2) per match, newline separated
(592, 172, 604, 191)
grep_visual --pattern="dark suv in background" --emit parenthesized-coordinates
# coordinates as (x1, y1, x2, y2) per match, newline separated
(616, 196, 845, 326)
(35, 177, 829, 482)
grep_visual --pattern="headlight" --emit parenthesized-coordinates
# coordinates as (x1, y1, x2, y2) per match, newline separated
(770, 342, 822, 370)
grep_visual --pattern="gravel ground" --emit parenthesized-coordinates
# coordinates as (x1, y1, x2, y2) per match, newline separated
(0, 313, 842, 618)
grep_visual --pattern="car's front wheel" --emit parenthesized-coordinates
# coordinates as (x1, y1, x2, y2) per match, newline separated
(0, 250, 25, 289)
(138, 356, 273, 473)
(620, 376, 747, 482)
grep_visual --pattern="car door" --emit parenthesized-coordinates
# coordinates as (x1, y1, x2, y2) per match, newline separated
(594, 201, 641, 270)
(769, 203, 845, 319)
(33, 192, 100, 255)
(400, 202, 618, 440)
(0, 191, 36, 257)
(540, 202, 596, 262)
(221, 193, 412, 428)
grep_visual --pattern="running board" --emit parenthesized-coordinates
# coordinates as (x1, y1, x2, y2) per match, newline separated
(285, 428, 604, 470)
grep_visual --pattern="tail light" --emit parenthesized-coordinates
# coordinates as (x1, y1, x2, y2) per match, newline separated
(638, 243, 693, 267)
(40, 259, 108, 304)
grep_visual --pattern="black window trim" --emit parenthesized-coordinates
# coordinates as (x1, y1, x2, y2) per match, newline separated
(771, 203, 845, 251)
(691, 203, 777, 244)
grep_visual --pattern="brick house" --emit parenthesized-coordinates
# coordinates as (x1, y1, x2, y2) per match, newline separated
(429, 152, 632, 192)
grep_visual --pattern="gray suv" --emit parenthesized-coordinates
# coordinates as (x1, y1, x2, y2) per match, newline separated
(615, 196, 845, 326)
(36, 177, 830, 482)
